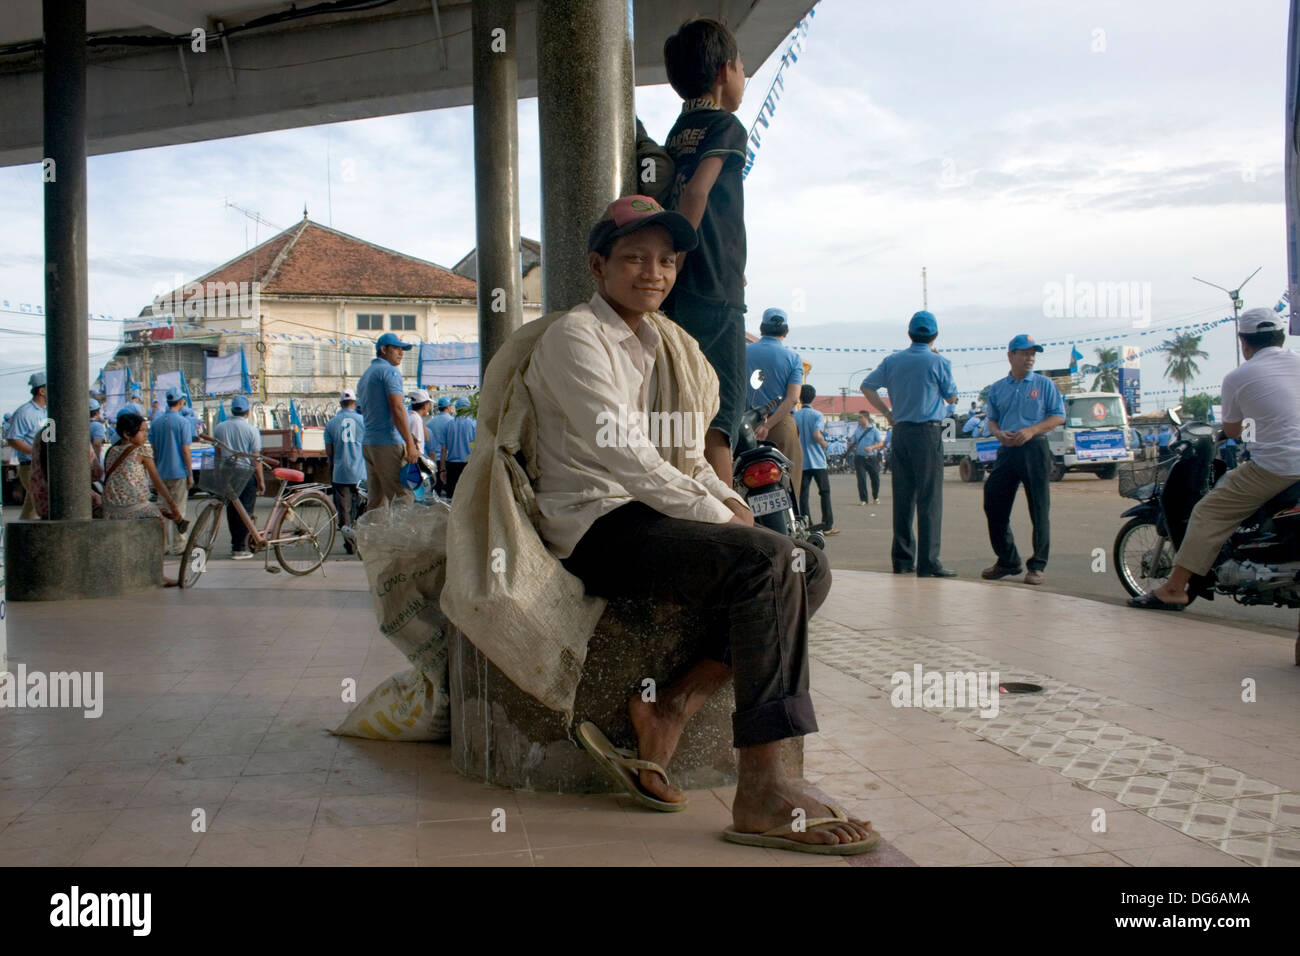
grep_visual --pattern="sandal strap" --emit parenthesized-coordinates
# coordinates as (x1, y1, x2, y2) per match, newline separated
(753, 805, 854, 838)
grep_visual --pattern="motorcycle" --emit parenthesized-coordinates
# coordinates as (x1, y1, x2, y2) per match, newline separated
(1113, 411, 1300, 609)
(733, 399, 825, 550)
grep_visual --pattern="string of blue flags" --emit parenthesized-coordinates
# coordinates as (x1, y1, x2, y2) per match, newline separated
(743, 5, 816, 180)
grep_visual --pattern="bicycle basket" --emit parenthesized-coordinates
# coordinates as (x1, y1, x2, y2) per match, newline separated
(1117, 458, 1173, 498)
(197, 451, 255, 499)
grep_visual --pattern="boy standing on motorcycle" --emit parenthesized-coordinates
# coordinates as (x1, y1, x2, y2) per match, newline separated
(1132, 308, 1300, 609)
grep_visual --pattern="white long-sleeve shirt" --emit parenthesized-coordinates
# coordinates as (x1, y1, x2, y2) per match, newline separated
(523, 294, 746, 558)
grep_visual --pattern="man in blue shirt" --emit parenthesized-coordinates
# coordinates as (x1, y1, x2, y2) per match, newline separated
(427, 396, 455, 497)
(443, 397, 477, 499)
(1157, 424, 1174, 459)
(356, 331, 420, 508)
(89, 398, 107, 462)
(860, 311, 959, 576)
(7, 371, 49, 519)
(793, 384, 837, 534)
(745, 308, 805, 494)
(323, 389, 365, 553)
(980, 335, 1067, 586)
(212, 394, 265, 559)
(124, 391, 145, 417)
(848, 411, 884, 504)
(148, 386, 195, 553)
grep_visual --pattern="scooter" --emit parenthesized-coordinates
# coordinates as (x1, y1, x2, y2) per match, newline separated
(733, 399, 825, 550)
(1113, 411, 1300, 609)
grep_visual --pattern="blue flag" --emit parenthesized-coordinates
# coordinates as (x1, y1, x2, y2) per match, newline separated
(289, 398, 302, 448)
(1069, 345, 1083, 373)
(216, 401, 228, 424)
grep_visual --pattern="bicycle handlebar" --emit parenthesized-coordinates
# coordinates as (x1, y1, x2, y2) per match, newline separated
(205, 434, 280, 470)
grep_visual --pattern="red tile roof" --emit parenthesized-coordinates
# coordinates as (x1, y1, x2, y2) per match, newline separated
(162, 218, 477, 303)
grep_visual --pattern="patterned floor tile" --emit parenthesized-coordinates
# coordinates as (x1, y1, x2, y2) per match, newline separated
(1142, 802, 1290, 841)
(1215, 830, 1300, 867)
(1081, 775, 1204, 809)
(1158, 768, 1284, 802)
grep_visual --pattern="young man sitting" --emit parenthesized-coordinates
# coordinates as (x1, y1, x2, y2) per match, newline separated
(520, 195, 878, 855)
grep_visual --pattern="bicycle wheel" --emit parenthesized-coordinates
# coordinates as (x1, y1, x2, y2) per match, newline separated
(273, 491, 337, 575)
(1112, 517, 1191, 603)
(179, 501, 222, 588)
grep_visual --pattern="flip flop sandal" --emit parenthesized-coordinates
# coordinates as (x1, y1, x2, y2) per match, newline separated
(722, 804, 882, 855)
(575, 721, 687, 813)
(1128, 591, 1187, 611)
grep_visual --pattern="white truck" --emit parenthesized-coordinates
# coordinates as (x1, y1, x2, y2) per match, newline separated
(943, 391, 1135, 483)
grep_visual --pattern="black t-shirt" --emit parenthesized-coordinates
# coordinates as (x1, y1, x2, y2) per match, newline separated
(664, 105, 747, 310)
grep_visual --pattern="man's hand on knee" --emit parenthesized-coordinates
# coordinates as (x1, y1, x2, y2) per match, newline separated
(725, 500, 755, 527)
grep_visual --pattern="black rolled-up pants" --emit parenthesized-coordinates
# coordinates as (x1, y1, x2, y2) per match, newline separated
(561, 501, 831, 748)
(854, 454, 881, 501)
(890, 420, 945, 573)
(983, 435, 1052, 572)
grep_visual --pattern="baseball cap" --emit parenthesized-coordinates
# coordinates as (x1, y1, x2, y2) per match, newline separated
(165, 386, 184, 402)
(436, 396, 452, 409)
(409, 388, 431, 405)
(1238, 307, 1284, 335)
(89, 398, 101, 412)
(454, 397, 470, 410)
(376, 332, 413, 351)
(340, 389, 356, 402)
(1007, 333, 1044, 353)
(231, 395, 251, 413)
(908, 310, 938, 336)
(760, 308, 789, 332)
(29, 372, 47, 388)
(587, 195, 698, 254)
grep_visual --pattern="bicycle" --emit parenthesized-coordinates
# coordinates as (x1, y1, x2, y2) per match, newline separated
(179, 436, 338, 587)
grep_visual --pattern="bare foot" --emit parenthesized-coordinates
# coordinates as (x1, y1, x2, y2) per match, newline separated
(1151, 584, 1189, 605)
(732, 777, 876, 848)
(627, 694, 689, 805)
(163, 577, 179, 588)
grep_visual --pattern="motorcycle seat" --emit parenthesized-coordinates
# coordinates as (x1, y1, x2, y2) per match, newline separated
(1262, 480, 1300, 516)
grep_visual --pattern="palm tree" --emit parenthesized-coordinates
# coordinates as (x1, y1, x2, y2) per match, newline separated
(1091, 347, 1119, 392)
(1161, 334, 1210, 399)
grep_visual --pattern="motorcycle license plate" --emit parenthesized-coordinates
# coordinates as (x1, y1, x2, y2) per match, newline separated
(749, 488, 791, 517)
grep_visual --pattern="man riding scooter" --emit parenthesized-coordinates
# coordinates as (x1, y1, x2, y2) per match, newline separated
(1130, 308, 1300, 609)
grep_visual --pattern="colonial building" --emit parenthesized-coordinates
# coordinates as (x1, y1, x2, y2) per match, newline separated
(104, 213, 543, 426)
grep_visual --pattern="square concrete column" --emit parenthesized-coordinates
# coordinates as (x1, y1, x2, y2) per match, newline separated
(536, 0, 637, 313)
(472, 0, 524, 378)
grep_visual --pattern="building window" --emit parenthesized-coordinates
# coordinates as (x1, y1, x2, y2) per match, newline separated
(356, 313, 382, 330)
(389, 313, 416, 331)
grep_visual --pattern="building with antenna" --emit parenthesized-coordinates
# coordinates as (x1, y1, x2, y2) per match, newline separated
(101, 212, 544, 428)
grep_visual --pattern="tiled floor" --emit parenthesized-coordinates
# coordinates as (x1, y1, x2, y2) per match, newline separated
(1, 561, 1297, 866)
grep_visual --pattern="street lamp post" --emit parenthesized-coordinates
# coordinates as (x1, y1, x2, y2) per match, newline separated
(1193, 267, 1261, 367)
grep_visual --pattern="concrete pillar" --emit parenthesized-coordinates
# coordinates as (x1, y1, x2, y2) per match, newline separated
(536, 0, 636, 313)
(43, 0, 90, 521)
(472, 0, 524, 380)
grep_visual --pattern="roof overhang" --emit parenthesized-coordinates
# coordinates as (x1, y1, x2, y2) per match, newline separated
(0, 0, 813, 167)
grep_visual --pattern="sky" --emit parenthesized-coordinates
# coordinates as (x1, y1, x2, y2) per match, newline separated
(0, 0, 1292, 415)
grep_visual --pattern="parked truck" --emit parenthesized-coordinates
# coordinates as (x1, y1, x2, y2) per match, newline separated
(944, 391, 1134, 482)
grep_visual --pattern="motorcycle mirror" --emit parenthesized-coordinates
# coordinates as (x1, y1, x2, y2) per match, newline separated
(1167, 408, 1181, 426)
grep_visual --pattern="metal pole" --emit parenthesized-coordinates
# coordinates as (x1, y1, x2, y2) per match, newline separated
(537, 0, 636, 313)
(472, 0, 523, 382)
(43, 0, 90, 521)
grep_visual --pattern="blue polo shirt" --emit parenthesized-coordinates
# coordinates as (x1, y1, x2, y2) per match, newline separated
(212, 416, 262, 456)
(794, 406, 827, 470)
(985, 372, 1065, 433)
(7, 399, 45, 463)
(89, 419, 107, 446)
(861, 344, 957, 423)
(356, 357, 405, 445)
(962, 415, 983, 435)
(323, 408, 366, 484)
(445, 415, 477, 463)
(148, 409, 193, 480)
(745, 336, 803, 410)
(427, 411, 453, 458)
(850, 424, 882, 457)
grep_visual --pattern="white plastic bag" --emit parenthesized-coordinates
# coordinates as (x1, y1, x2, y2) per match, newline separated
(334, 501, 452, 741)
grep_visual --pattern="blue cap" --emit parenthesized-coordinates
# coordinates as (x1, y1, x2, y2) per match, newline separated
(1007, 333, 1044, 353)
(761, 307, 789, 327)
(436, 396, 452, 409)
(908, 311, 938, 336)
(165, 386, 184, 402)
(401, 462, 424, 490)
(29, 372, 47, 388)
(231, 395, 251, 412)
(454, 397, 470, 410)
(376, 332, 413, 352)
(89, 398, 101, 412)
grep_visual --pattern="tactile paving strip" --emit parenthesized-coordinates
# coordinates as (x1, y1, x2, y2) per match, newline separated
(810, 620, 1300, 866)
